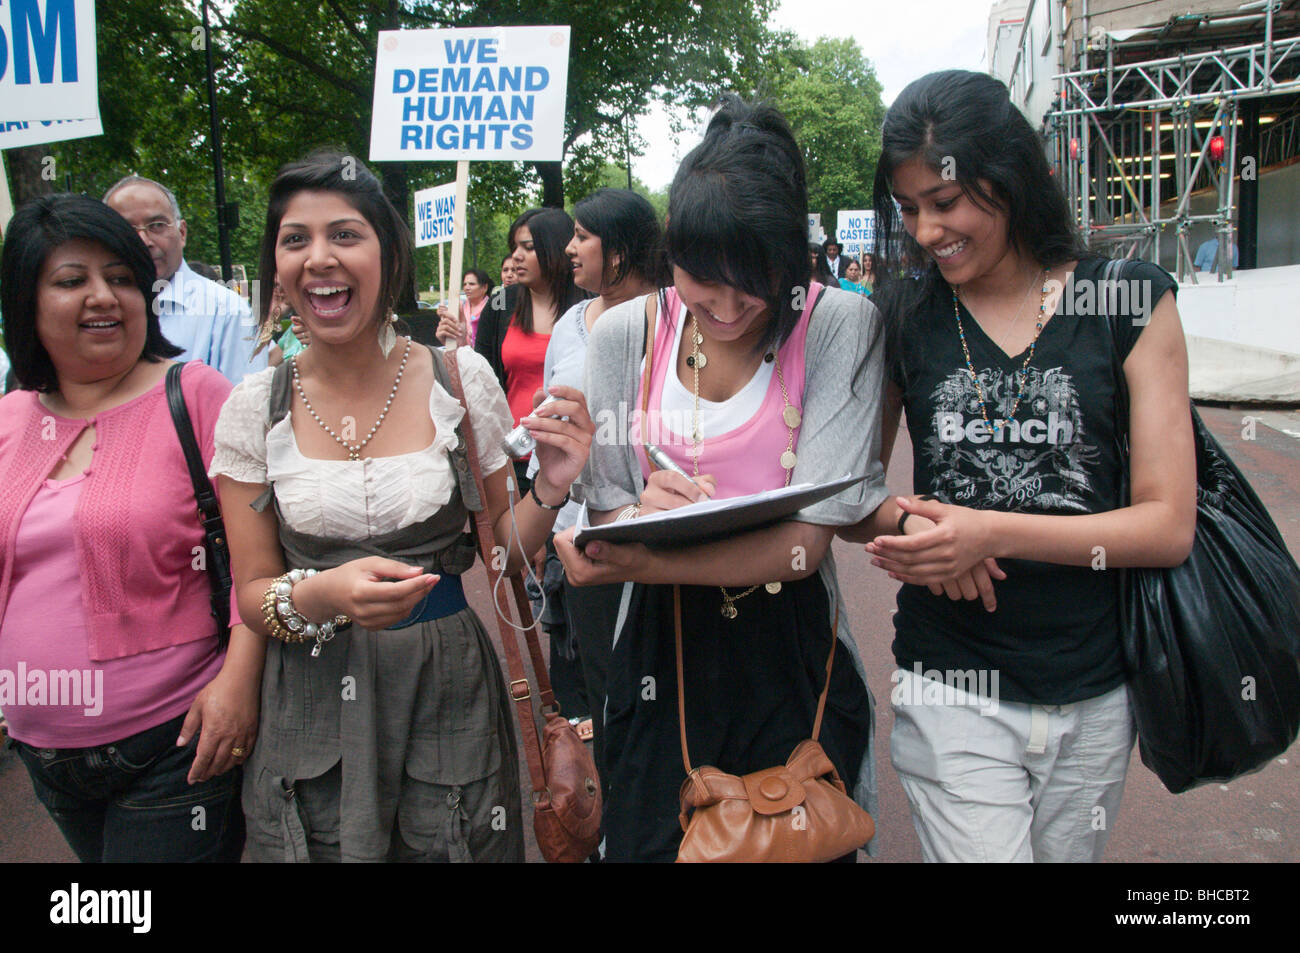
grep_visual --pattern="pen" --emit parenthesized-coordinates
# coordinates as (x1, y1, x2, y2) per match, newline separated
(644, 443, 693, 480)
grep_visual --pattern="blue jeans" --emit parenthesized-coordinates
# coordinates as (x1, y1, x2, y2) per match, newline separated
(11, 711, 245, 863)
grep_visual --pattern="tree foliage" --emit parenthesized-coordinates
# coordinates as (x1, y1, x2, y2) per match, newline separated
(746, 35, 886, 235)
(10, 2, 875, 299)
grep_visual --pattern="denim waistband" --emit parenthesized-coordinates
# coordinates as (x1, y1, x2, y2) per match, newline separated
(385, 575, 468, 630)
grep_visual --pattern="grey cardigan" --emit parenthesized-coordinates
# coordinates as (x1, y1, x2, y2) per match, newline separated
(574, 286, 893, 844)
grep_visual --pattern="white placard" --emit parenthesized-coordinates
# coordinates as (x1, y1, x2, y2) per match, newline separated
(807, 212, 822, 243)
(369, 26, 570, 162)
(0, 115, 101, 151)
(413, 181, 459, 247)
(836, 210, 876, 261)
(1, 0, 100, 122)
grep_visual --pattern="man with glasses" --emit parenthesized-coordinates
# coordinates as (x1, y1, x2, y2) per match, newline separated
(104, 175, 266, 383)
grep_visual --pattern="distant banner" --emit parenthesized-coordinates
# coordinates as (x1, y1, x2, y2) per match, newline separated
(0, 0, 100, 122)
(837, 210, 876, 262)
(0, 115, 101, 150)
(370, 26, 570, 162)
(807, 212, 823, 244)
(413, 181, 460, 247)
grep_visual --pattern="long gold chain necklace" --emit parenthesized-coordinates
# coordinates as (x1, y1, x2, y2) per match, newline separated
(952, 268, 1050, 438)
(292, 336, 411, 460)
(688, 315, 799, 619)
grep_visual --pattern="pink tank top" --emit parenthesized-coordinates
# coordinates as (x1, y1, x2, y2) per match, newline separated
(0, 476, 223, 747)
(632, 285, 818, 498)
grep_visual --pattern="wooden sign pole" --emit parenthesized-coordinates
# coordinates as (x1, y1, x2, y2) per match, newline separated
(446, 159, 471, 348)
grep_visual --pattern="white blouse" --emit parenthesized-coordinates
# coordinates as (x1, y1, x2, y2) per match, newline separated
(209, 346, 512, 537)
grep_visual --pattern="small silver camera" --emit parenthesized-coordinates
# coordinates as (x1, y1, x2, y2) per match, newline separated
(501, 394, 563, 459)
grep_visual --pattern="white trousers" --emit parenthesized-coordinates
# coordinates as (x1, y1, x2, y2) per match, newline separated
(889, 667, 1135, 863)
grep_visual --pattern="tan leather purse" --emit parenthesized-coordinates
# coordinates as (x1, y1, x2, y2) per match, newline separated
(672, 587, 876, 863)
(439, 345, 601, 863)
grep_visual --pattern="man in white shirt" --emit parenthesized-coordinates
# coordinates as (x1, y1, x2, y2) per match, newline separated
(0, 344, 10, 392)
(104, 175, 266, 383)
(823, 238, 844, 279)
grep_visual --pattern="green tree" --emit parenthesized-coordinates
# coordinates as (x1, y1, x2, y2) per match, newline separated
(747, 36, 885, 236)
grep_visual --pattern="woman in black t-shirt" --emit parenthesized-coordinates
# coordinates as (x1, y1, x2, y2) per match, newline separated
(840, 70, 1197, 862)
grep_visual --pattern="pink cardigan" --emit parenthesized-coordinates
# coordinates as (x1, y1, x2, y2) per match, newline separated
(0, 362, 233, 661)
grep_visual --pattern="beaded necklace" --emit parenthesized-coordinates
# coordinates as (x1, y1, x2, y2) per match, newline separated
(951, 268, 1050, 437)
(291, 336, 411, 460)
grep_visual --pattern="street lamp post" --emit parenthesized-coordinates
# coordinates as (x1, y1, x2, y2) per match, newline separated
(201, 0, 235, 282)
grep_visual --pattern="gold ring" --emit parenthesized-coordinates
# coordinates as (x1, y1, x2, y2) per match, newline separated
(231, 746, 247, 758)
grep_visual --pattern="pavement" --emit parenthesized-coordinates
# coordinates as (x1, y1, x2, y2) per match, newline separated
(1, 404, 1296, 863)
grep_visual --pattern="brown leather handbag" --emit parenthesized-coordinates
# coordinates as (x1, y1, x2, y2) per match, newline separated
(672, 587, 876, 863)
(439, 345, 601, 863)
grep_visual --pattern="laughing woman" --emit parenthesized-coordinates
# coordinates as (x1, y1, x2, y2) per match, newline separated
(210, 152, 593, 862)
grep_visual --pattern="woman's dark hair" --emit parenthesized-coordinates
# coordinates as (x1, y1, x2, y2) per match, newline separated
(666, 94, 809, 354)
(509, 207, 585, 333)
(0, 193, 181, 393)
(463, 267, 493, 298)
(809, 242, 835, 286)
(257, 149, 413, 334)
(871, 70, 1086, 381)
(572, 188, 669, 290)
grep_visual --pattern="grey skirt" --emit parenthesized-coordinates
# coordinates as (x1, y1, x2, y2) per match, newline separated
(242, 606, 523, 862)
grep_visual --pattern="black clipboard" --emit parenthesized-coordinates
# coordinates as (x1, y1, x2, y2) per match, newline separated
(573, 473, 869, 548)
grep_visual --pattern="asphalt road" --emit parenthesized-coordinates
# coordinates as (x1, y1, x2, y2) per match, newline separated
(1, 405, 1295, 863)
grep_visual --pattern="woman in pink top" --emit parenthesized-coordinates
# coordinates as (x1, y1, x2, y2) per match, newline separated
(0, 194, 256, 862)
(552, 97, 974, 862)
(432, 267, 493, 347)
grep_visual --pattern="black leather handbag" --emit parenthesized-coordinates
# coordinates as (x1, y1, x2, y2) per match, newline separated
(1101, 259, 1300, 793)
(165, 364, 232, 648)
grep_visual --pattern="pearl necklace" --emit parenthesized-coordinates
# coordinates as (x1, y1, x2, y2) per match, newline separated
(291, 336, 411, 461)
(687, 315, 799, 618)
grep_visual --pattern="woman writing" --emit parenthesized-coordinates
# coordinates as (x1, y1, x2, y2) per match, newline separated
(555, 98, 915, 862)
(0, 195, 252, 862)
(210, 152, 593, 862)
(846, 70, 1195, 862)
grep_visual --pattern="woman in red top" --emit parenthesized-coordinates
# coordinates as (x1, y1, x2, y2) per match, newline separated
(474, 208, 587, 492)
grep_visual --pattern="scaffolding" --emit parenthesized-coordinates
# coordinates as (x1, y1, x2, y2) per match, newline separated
(1046, 2, 1300, 282)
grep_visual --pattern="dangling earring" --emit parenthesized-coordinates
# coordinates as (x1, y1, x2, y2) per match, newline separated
(256, 284, 284, 355)
(378, 310, 398, 358)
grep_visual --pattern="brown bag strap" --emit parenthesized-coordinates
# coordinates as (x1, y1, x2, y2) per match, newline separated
(438, 344, 553, 802)
(673, 590, 838, 775)
(640, 292, 659, 421)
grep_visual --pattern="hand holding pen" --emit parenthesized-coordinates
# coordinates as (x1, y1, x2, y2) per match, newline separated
(639, 443, 717, 514)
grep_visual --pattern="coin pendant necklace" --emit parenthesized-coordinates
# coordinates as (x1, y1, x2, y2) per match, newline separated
(688, 315, 798, 618)
(292, 335, 411, 460)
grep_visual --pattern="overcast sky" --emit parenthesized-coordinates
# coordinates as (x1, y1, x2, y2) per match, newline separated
(632, 0, 990, 189)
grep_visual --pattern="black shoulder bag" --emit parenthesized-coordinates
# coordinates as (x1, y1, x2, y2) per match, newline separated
(165, 364, 232, 648)
(1101, 258, 1300, 793)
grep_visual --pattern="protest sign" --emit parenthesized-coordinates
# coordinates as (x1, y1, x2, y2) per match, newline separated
(369, 26, 570, 162)
(413, 182, 458, 248)
(0, 116, 101, 150)
(0, 0, 100, 122)
(837, 210, 876, 262)
(807, 213, 823, 244)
